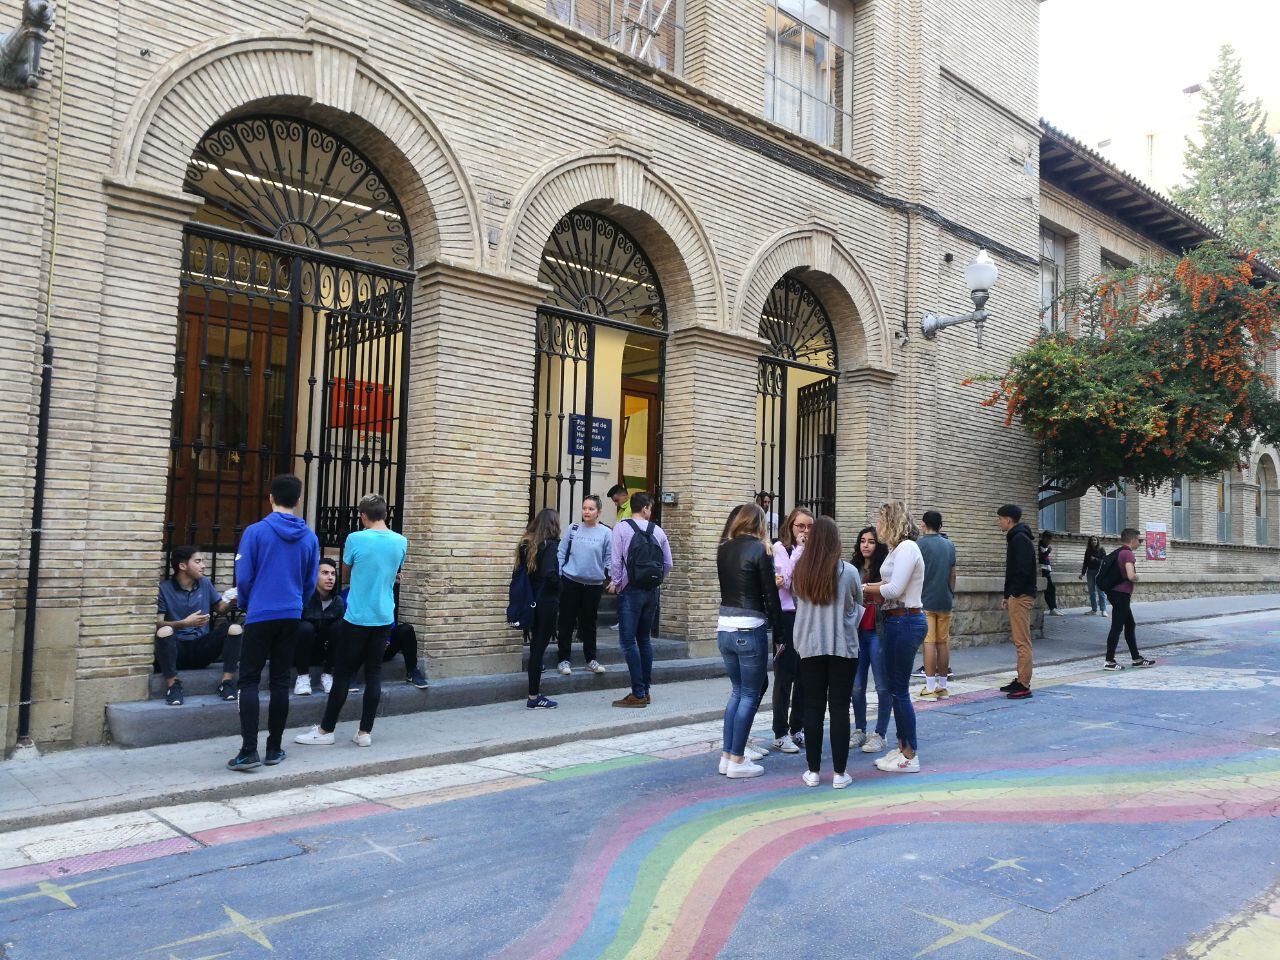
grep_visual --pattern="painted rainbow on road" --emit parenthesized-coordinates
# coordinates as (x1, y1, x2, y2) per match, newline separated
(491, 746, 1280, 960)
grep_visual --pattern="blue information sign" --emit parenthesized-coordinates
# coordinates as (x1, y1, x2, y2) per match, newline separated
(568, 415, 612, 458)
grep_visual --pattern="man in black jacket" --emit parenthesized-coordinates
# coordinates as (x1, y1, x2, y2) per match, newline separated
(293, 557, 346, 696)
(996, 505, 1037, 699)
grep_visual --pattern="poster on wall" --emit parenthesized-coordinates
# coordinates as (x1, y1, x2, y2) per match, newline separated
(568, 415, 612, 458)
(329, 379, 389, 433)
(1145, 522, 1168, 561)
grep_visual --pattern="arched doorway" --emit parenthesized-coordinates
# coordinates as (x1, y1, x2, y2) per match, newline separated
(166, 115, 415, 577)
(757, 274, 838, 534)
(529, 210, 667, 523)
(1257, 456, 1278, 546)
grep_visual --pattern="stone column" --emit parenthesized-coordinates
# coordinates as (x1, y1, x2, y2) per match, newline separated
(400, 260, 546, 677)
(66, 180, 203, 744)
(834, 366, 898, 545)
(660, 326, 761, 657)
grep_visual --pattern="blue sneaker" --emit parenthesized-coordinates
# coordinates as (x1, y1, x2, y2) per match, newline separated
(227, 751, 262, 772)
(407, 668, 429, 689)
(165, 680, 184, 706)
(217, 679, 236, 702)
(263, 748, 286, 766)
(526, 695, 558, 709)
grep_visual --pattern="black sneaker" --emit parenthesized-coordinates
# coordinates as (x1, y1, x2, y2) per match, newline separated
(217, 679, 237, 702)
(1103, 661, 1122, 671)
(406, 668, 429, 690)
(227, 751, 262, 772)
(263, 748, 286, 766)
(165, 680, 184, 706)
(1131, 657, 1156, 668)
(999, 680, 1020, 693)
(1006, 686, 1033, 700)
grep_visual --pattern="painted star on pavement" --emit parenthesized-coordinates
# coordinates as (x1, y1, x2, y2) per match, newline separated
(0, 874, 127, 908)
(1071, 720, 1119, 730)
(151, 903, 333, 953)
(983, 856, 1029, 872)
(912, 909, 1040, 958)
(322, 836, 418, 864)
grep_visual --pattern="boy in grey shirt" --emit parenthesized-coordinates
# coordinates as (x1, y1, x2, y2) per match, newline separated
(916, 510, 957, 700)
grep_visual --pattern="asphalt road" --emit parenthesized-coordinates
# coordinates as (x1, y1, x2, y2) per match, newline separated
(3, 612, 1279, 960)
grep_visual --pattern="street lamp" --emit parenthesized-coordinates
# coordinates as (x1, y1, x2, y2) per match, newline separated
(921, 250, 1000, 348)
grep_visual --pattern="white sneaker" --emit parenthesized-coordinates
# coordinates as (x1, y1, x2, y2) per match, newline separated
(849, 729, 867, 749)
(860, 732, 886, 753)
(352, 732, 372, 747)
(802, 770, 821, 787)
(293, 675, 311, 697)
(320, 673, 334, 694)
(1098, 610, 1109, 617)
(588, 660, 606, 674)
(1050, 609, 1064, 616)
(726, 759, 764, 779)
(747, 738, 770, 757)
(294, 725, 334, 745)
(558, 661, 572, 676)
(745, 745, 768, 762)
(881, 753, 920, 773)
(832, 773, 853, 789)
(875, 748, 904, 770)
(777, 734, 800, 754)
(718, 756, 729, 775)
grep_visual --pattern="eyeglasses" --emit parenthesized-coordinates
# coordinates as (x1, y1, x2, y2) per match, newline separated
(793, 522, 813, 530)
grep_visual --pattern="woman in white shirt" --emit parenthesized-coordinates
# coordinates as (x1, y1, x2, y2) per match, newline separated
(861, 501, 926, 773)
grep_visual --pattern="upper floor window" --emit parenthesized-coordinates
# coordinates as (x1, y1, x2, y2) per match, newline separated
(763, 0, 855, 153)
(1038, 484, 1067, 533)
(1040, 226, 1067, 333)
(1171, 476, 1190, 540)
(547, 0, 686, 73)
(1100, 481, 1126, 536)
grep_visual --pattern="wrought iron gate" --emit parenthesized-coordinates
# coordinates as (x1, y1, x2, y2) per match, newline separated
(529, 211, 668, 516)
(166, 115, 414, 578)
(756, 275, 839, 529)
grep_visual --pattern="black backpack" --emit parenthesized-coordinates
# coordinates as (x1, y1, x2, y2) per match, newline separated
(624, 519, 665, 590)
(1095, 548, 1125, 592)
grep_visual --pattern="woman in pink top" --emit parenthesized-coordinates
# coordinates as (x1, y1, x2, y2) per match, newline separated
(770, 508, 813, 753)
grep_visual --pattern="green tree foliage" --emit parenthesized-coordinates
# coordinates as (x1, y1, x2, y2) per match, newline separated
(1172, 45, 1280, 259)
(969, 246, 1280, 507)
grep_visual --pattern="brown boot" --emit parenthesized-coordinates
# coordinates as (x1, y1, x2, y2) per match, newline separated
(612, 693, 648, 708)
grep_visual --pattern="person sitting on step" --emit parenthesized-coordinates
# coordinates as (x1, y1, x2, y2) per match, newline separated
(155, 546, 241, 707)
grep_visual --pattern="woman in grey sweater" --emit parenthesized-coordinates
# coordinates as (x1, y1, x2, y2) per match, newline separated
(792, 516, 863, 789)
(555, 495, 613, 675)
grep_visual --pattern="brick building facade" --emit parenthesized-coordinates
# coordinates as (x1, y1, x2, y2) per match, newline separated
(0, 0, 1274, 749)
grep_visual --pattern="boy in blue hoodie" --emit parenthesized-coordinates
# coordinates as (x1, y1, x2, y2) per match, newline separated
(228, 474, 319, 772)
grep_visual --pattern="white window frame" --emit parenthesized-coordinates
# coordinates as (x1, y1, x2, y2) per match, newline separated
(546, 0, 687, 74)
(1040, 226, 1067, 333)
(1100, 481, 1126, 536)
(1171, 476, 1191, 540)
(1038, 485, 1067, 533)
(763, 0, 855, 153)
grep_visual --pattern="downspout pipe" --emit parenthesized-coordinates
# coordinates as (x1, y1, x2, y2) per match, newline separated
(15, 331, 53, 752)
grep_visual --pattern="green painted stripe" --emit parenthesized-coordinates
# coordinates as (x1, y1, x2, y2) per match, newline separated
(530, 755, 658, 782)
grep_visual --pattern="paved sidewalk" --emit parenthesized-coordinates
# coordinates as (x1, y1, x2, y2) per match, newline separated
(2, 593, 1276, 833)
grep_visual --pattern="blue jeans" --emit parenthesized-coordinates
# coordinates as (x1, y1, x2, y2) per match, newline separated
(718, 626, 768, 756)
(882, 612, 927, 752)
(1086, 569, 1107, 613)
(851, 627, 890, 737)
(617, 586, 658, 698)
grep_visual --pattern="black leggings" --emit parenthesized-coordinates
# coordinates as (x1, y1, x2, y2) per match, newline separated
(557, 579, 602, 664)
(1043, 571, 1057, 611)
(322, 622, 392, 733)
(771, 611, 804, 738)
(799, 655, 857, 775)
(528, 600, 559, 696)
(293, 619, 344, 676)
(1105, 591, 1141, 661)
(382, 622, 417, 675)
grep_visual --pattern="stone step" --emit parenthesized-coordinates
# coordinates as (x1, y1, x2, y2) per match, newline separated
(146, 636, 688, 698)
(111, 656, 725, 749)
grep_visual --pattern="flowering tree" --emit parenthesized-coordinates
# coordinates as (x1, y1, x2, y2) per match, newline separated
(970, 245, 1280, 507)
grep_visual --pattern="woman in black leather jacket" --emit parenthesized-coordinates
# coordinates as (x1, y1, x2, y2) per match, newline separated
(715, 503, 782, 780)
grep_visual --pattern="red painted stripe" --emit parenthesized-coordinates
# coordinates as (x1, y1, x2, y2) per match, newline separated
(0, 836, 200, 890)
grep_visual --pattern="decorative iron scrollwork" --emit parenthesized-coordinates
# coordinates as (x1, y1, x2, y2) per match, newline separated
(184, 115, 413, 269)
(0, 0, 55, 90)
(759, 275, 837, 370)
(539, 211, 667, 329)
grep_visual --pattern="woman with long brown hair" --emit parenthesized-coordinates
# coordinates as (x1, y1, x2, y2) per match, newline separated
(715, 503, 781, 779)
(791, 516, 862, 788)
(770, 507, 813, 753)
(851, 525, 891, 754)
(519, 508, 562, 709)
(862, 501, 926, 772)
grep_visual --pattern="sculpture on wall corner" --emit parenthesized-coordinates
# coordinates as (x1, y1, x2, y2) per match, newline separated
(0, 0, 55, 91)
